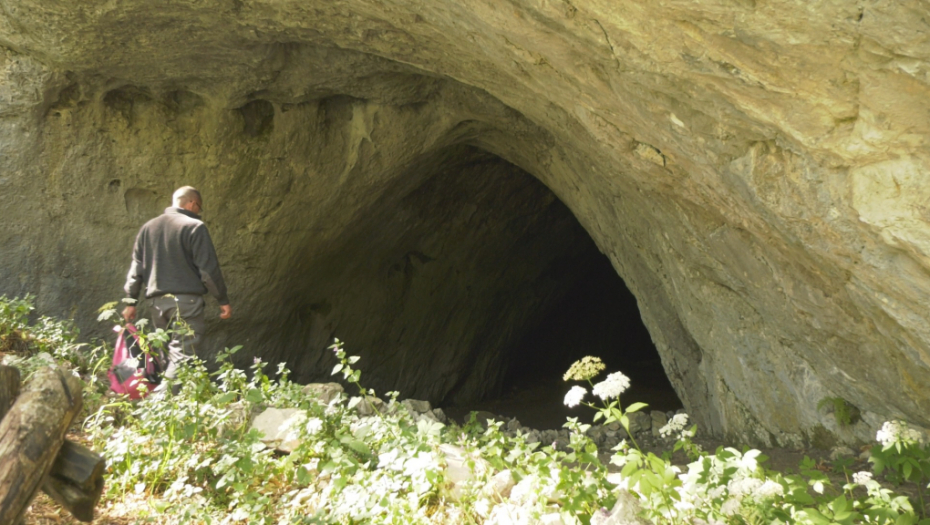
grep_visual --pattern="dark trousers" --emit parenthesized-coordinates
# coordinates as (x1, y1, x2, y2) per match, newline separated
(149, 294, 205, 392)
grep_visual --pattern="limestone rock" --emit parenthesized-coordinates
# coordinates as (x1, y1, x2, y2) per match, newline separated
(414, 410, 442, 425)
(430, 408, 448, 424)
(590, 489, 650, 525)
(250, 407, 305, 453)
(439, 443, 490, 501)
(488, 469, 515, 498)
(352, 396, 384, 417)
(2, 0, 930, 448)
(651, 411, 668, 438)
(829, 446, 856, 461)
(627, 412, 651, 435)
(402, 399, 432, 414)
(218, 401, 251, 437)
(301, 383, 344, 405)
(470, 411, 500, 431)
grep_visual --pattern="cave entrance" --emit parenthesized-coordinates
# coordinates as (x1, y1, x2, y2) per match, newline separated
(439, 224, 683, 430)
(447, 251, 684, 430)
(273, 143, 681, 428)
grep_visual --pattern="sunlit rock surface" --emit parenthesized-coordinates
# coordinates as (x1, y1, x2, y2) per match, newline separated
(2, 0, 929, 446)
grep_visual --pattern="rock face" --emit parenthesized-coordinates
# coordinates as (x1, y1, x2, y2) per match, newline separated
(1, 0, 930, 446)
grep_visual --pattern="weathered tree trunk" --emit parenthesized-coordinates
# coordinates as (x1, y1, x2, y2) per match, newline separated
(0, 365, 20, 420)
(42, 440, 106, 522)
(0, 366, 82, 525)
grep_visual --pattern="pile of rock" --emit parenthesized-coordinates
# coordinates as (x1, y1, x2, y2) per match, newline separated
(250, 382, 688, 457)
(486, 408, 689, 453)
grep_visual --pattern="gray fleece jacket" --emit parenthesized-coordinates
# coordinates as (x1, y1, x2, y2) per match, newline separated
(124, 207, 230, 305)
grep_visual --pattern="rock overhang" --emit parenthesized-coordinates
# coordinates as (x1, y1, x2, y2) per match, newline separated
(2, 0, 930, 447)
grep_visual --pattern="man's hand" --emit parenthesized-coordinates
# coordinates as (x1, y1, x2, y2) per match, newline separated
(122, 305, 136, 321)
(220, 304, 232, 319)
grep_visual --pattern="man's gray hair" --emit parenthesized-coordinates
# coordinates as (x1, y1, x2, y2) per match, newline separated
(172, 186, 202, 207)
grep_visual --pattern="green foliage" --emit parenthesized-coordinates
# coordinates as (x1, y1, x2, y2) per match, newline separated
(6, 300, 930, 524)
(0, 294, 33, 336)
(0, 295, 110, 416)
(818, 396, 862, 427)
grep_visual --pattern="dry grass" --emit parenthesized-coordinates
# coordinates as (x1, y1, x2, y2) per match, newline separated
(1, 331, 33, 356)
(24, 491, 148, 525)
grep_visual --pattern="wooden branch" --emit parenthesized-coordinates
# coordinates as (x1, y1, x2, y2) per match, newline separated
(42, 439, 106, 522)
(0, 365, 20, 421)
(0, 366, 83, 525)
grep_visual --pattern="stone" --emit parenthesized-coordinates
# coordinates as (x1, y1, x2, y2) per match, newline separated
(353, 396, 384, 417)
(590, 489, 650, 525)
(651, 411, 668, 438)
(430, 408, 448, 424)
(301, 383, 344, 405)
(439, 443, 490, 501)
(829, 446, 856, 461)
(627, 412, 651, 435)
(401, 399, 432, 414)
(250, 407, 305, 453)
(218, 401, 251, 437)
(3, 0, 930, 448)
(470, 411, 499, 431)
(488, 469, 515, 498)
(414, 410, 441, 424)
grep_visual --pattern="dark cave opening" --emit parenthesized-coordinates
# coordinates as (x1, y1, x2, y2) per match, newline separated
(479, 253, 683, 429)
(441, 249, 683, 429)
(258, 139, 681, 429)
(419, 153, 683, 428)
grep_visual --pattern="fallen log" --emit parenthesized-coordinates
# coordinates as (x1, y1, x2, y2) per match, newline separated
(0, 366, 83, 525)
(0, 365, 19, 420)
(42, 439, 107, 522)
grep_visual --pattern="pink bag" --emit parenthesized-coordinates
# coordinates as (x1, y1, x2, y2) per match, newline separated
(107, 324, 162, 399)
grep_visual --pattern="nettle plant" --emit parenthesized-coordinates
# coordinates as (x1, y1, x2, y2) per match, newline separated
(0, 295, 110, 414)
(5, 296, 930, 525)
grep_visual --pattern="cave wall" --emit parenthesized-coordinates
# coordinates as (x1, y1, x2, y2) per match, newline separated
(2, 0, 930, 446)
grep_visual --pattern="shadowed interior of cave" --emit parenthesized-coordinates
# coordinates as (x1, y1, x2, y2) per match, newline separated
(442, 253, 683, 430)
(261, 139, 683, 429)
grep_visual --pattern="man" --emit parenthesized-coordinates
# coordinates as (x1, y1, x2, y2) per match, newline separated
(123, 186, 232, 389)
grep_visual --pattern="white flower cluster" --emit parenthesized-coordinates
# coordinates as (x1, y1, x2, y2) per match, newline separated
(659, 413, 689, 438)
(876, 420, 924, 446)
(592, 371, 631, 400)
(667, 446, 789, 524)
(852, 471, 873, 486)
(305, 417, 324, 435)
(720, 497, 741, 516)
(727, 477, 762, 497)
(754, 479, 785, 499)
(510, 471, 560, 504)
(563, 385, 587, 408)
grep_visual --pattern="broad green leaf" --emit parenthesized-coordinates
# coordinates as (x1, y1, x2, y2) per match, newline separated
(216, 392, 237, 404)
(340, 436, 371, 457)
(626, 402, 648, 413)
(245, 388, 263, 403)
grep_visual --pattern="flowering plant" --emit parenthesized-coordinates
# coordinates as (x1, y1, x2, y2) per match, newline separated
(561, 356, 646, 448)
(8, 298, 930, 525)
